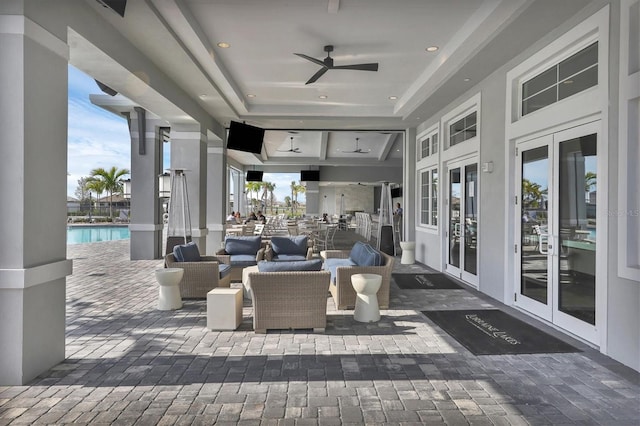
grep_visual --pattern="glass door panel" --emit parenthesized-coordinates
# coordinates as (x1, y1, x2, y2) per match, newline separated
(520, 146, 550, 305)
(448, 168, 461, 269)
(463, 164, 478, 276)
(557, 134, 596, 325)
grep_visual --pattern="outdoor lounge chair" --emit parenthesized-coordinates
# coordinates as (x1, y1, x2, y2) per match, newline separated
(321, 241, 394, 310)
(165, 242, 232, 298)
(247, 263, 330, 333)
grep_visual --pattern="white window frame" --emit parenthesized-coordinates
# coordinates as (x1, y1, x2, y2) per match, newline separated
(441, 93, 481, 159)
(617, 0, 640, 281)
(417, 126, 439, 161)
(520, 41, 599, 117)
(418, 167, 438, 230)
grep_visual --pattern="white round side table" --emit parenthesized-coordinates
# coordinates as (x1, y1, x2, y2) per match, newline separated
(155, 268, 184, 310)
(351, 273, 382, 322)
(399, 241, 416, 265)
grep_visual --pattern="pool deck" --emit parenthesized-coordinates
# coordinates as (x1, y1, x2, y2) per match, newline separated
(0, 239, 638, 425)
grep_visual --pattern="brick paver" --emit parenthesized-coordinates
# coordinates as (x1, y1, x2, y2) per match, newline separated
(0, 238, 638, 425)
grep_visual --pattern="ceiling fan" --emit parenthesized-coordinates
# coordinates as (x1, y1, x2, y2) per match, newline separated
(277, 136, 301, 153)
(294, 45, 379, 85)
(341, 137, 370, 154)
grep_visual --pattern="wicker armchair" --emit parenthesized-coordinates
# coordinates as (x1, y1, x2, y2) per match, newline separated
(321, 249, 394, 310)
(248, 270, 331, 333)
(165, 254, 231, 298)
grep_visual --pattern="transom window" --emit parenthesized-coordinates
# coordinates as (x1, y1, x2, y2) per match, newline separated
(449, 112, 477, 146)
(420, 168, 438, 226)
(420, 133, 439, 159)
(522, 42, 598, 116)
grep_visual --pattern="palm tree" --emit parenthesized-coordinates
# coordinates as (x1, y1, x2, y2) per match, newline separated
(85, 177, 105, 216)
(521, 178, 545, 209)
(264, 182, 276, 213)
(585, 171, 597, 193)
(290, 181, 297, 215)
(260, 181, 271, 212)
(90, 166, 130, 220)
(245, 182, 262, 212)
(295, 182, 306, 213)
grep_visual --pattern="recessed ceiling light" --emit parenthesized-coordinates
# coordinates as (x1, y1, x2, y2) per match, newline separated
(246, 94, 256, 98)
(319, 95, 328, 99)
(217, 42, 230, 48)
(426, 46, 439, 52)
(463, 78, 471, 82)
(198, 94, 207, 99)
(388, 96, 397, 100)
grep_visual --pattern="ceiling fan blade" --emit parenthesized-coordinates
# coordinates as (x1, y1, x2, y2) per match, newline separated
(332, 63, 379, 71)
(306, 67, 328, 85)
(294, 53, 325, 67)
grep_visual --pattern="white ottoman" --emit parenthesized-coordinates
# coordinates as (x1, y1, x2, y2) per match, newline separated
(155, 268, 184, 310)
(207, 288, 243, 330)
(351, 273, 382, 323)
(400, 241, 416, 265)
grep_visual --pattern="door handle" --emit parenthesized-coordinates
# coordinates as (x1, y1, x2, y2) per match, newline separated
(539, 233, 549, 255)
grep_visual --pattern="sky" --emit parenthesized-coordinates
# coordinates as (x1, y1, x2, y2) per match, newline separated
(67, 65, 303, 203)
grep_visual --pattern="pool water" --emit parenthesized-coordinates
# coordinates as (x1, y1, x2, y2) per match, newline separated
(67, 226, 130, 244)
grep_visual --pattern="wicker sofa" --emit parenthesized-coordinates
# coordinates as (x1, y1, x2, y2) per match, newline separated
(243, 260, 330, 333)
(321, 242, 394, 310)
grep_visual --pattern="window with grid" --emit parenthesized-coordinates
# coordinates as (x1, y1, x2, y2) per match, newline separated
(521, 42, 598, 116)
(420, 137, 430, 159)
(420, 168, 438, 227)
(420, 132, 439, 159)
(449, 112, 477, 147)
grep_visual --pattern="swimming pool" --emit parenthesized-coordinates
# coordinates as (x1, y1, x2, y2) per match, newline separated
(67, 226, 130, 244)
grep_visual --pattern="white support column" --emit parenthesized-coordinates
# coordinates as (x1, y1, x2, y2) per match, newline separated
(404, 129, 417, 241)
(171, 124, 208, 253)
(207, 143, 227, 254)
(128, 113, 164, 259)
(0, 13, 72, 385)
(304, 181, 320, 217)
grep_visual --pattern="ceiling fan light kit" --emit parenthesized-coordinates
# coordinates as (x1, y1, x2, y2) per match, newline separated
(294, 45, 379, 85)
(277, 136, 302, 153)
(342, 137, 370, 154)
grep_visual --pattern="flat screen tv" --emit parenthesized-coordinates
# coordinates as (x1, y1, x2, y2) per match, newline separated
(246, 170, 263, 182)
(391, 187, 402, 198)
(300, 170, 320, 181)
(226, 121, 264, 154)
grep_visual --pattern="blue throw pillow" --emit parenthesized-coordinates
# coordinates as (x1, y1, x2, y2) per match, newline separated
(349, 241, 382, 266)
(173, 242, 200, 262)
(257, 259, 323, 272)
(270, 236, 308, 256)
(225, 236, 262, 255)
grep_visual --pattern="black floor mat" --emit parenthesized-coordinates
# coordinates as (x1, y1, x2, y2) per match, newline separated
(393, 273, 463, 289)
(422, 309, 581, 355)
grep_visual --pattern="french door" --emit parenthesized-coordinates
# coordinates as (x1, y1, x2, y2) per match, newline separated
(446, 158, 479, 287)
(515, 122, 599, 343)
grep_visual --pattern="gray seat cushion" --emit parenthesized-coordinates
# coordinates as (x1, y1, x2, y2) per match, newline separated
(272, 254, 308, 262)
(219, 264, 232, 278)
(323, 258, 357, 283)
(257, 259, 323, 272)
(229, 254, 258, 267)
